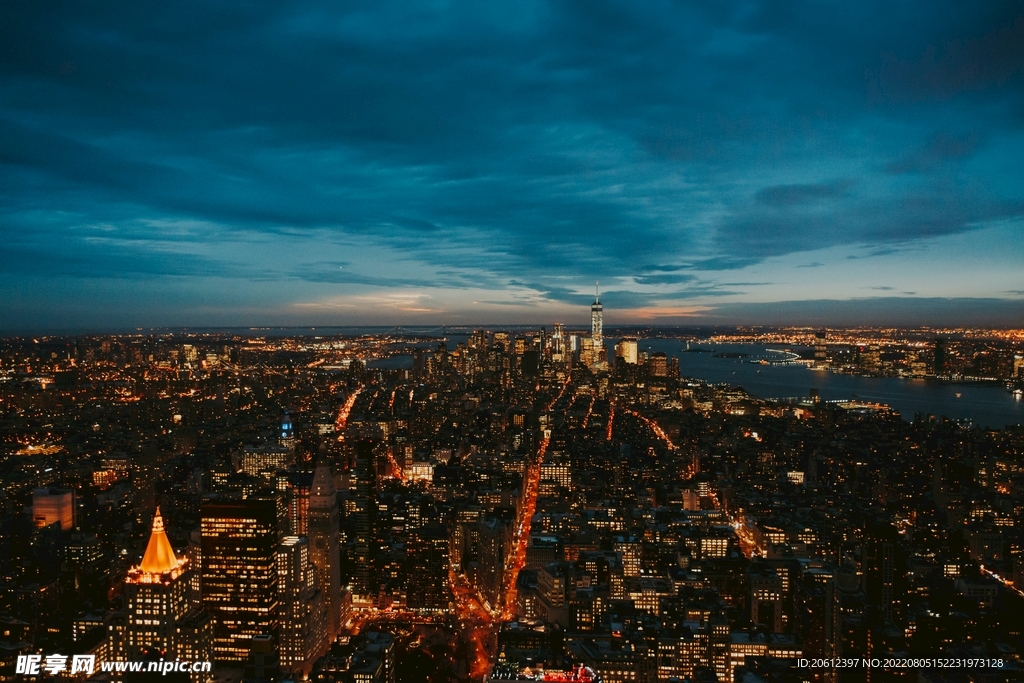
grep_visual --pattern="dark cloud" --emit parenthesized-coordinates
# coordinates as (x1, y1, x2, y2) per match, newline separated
(717, 184, 1021, 261)
(633, 273, 697, 286)
(640, 264, 691, 273)
(0, 0, 1022, 326)
(885, 131, 983, 174)
(870, 13, 1024, 103)
(756, 181, 854, 207)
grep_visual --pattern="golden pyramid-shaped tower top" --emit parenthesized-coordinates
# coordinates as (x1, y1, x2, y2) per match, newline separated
(138, 507, 181, 575)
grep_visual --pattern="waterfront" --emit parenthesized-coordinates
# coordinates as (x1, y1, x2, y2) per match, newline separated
(642, 340, 1024, 429)
(373, 338, 1024, 428)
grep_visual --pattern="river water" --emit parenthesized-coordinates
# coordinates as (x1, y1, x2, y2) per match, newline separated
(640, 340, 1023, 429)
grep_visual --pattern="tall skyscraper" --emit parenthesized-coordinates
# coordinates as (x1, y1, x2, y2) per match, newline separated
(551, 323, 566, 364)
(477, 515, 514, 612)
(307, 458, 342, 641)
(110, 508, 212, 682)
(280, 412, 295, 451)
(279, 470, 313, 536)
(352, 441, 378, 605)
(277, 536, 329, 677)
(814, 329, 828, 367)
(591, 282, 603, 349)
(406, 525, 451, 614)
(934, 337, 946, 376)
(863, 521, 904, 624)
(201, 497, 279, 662)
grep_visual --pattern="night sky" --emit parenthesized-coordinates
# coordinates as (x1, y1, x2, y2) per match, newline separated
(2, 1, 1023, 331)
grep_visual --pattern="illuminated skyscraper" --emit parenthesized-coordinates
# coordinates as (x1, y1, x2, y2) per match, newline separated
(201, 498, 279, 662)
(614, 338, 638, 365)
(551, 323, 567, 364)
(581, 283, 608, 370)
(277, 536, 328, 676)
(110, 508, 212, 682)
(307, 458, 342, 641)
(280, 412, 295, 450)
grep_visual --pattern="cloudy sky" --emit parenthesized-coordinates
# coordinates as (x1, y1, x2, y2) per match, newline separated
(2, 0, 1023, 330)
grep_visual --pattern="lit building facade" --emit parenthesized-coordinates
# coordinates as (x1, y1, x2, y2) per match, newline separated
(241, 446, 294, 482)
(307, 459, 342, 642)
(109, 508, 212, 682)
(277, 536, 329, 676)
(406, 525, 451, 614)
(200, 497, 279, 662)
(32, 487, 75, 530)
(614, 338, 638, 365)
(581, 284, 607, 370)
(280, 412, 296, 450)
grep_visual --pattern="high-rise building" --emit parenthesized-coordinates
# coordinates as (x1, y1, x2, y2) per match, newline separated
(32, 488, 75, 530)
(241, 446, 294, 482)
(551, 323, 567, 364)
(244, 633, 280, 683)
(280, 412, 295, 451)
(814, 329, 828, 367)
(406, 525, 451, 614)
(109, 508, 212, 682)
(749, 567, 784, 633)
(279, 470, 313, 536)
(540, 458, 572, 493)
(307, 459, 342, 641)
(477, 515, 514, 611)
(648, 352, 667, 377)
(201, 497, 279, 662)
(934, 337, 946, 376)
(862, 522, 904, 624)
(591, 283, 603, 350)
(860, 345, 881, 373)
(351, 441, 378, 605)
(826, 566, 865, 669)
(614, 337, 638, 365)
(277, 536, 329, 677)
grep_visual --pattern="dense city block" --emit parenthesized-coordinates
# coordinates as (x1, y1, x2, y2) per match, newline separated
(3, 316, 1024, 682)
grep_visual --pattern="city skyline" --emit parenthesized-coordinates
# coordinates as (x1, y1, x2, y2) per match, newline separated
(3, 296, 1024, 681)
(3, 2, 1024, 331)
